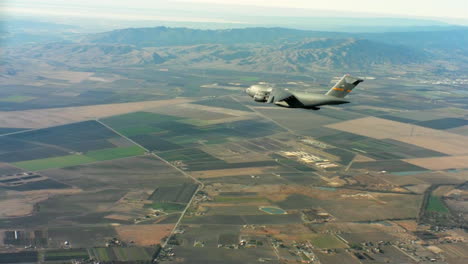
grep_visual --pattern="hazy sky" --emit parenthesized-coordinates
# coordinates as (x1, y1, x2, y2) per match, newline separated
(183, 0, 468, 18)
(3, 0, 468, 25)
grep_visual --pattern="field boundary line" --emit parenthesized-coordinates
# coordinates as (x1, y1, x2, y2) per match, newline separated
(0, 128, 38, 137)
(95, 119, 204, 249)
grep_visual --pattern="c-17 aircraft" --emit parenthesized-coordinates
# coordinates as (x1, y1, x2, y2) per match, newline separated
(246, 74, 363, 110)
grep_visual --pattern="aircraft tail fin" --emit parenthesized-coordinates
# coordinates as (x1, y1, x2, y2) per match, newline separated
(325, 74, 363, 98)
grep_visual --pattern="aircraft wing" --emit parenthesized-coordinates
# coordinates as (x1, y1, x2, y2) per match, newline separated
(269, 88, 350, 109)
(268, 89, 305, 108)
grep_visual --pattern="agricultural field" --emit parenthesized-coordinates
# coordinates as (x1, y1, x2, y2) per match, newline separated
(0, 120, 148, 172)
(351, 159, 427, 172)
(0, 98, 191, 129)
(192, 96, 253, 112)
(0, 55, 467, 264)
(45, 226, 119, 248)
(0, 127, 26, 135)
(43, 155, 191, 190)
(102, 111, 282, 152)
(0, 251, 38, 263)
(314, 250, 361, 264)
(439, 243, 468, 264)
(0, 178, 70, 191)
(13, 146, 145, 171)
(203, 205, 266, 215)
(309, 234, 347, 249)
(0, 162, 23, 175)
(88, 246, 156, 262)
(255, 107, 342, 132)
(149, 183, 198, 204)
(145, 202, 187, 212)
(44, 248, 89, 261)
(416, 117, 468, 130)
(326, 116, 468, 156)
(426, 194, 450, 214)
(115, 225, 174, 246)
(0, 95, 37, 103)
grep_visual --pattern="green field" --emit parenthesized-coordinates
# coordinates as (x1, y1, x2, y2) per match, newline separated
(259, 207, 287, 214)
(0, 95, 36, 102)
(116, 125, 165, 137)
(13, 155, 95, 171)
(89, 248, 112, 261)
(239, 76, 260, 81)
(88, 246, 156, 262)
(309, 234, 347, 249)
(86, 146, 146, 160)
(44, 249, 89, 261)
(113, 247, 154, 261)
(426, 195, 450, 214)
(178, 118, 215, 127)
(13, 146, 145, 171)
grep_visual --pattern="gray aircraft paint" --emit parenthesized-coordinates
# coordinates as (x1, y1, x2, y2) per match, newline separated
(246, 74, 363, 110)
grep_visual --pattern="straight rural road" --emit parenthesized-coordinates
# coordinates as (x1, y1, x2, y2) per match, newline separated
(95, 119, 204, 249)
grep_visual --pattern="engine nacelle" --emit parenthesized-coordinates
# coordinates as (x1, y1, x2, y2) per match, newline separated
(253, 92, 268, 102)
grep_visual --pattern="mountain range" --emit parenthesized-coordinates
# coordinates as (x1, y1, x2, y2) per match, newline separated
(4, 26, 468, 73)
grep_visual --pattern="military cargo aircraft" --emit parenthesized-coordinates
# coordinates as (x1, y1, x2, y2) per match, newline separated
(246, 74, 363, 110)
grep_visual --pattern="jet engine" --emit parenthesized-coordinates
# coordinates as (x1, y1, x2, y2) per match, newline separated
(253, 92, 269, 102)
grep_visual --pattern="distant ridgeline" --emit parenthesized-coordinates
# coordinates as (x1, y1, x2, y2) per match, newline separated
(5, 26, 468, 72)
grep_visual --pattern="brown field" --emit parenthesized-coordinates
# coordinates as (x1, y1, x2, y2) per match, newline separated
(439, 243, 468, 264)
(0, 196, 49, 218)
(353, 154, 375, 162)
(0, 175, 48, 186)
(105, 214, 134, 221)
(315, 251, 361, 264)
(149, 103, 253, 125)
(6, 66, 123, 85)
(0, 162, 23, 174)
(326, 117, 468, 155)
(404, 184, 431, 194)
(149, 103, 236, 120)
(404, 155, 468, 170)
(39, 70, 94, 83)
(243, 184, 356, 202)
(242, 224, 309, 241)
(444, 229, 468, 241)
(393, 220, 419, 232)
(447, 125, 468, 136)
(115, 224, 174, 246)
(382, 171, 467, 185)
(326, 117, 433, 139)
(396, 135, 468, 155)
(0, 98, 192, 128)
(432, 185, 455, 197)
(191, 167, 277, 178)
(351, 105, 407, 113)
(2, 66, 95, 86)
(180, 103, 254, 117)
(0, 189, 80, 218)
(200, 143, 270, 163)
(353, 173, 392, 186)
(243, 184, 422, 221)
(312, 222, 407, 234)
